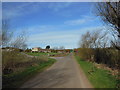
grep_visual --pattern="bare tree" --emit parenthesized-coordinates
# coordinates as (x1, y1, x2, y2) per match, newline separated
(1, 19, 28, 49)
(95, 2, 120, 88)
(79, 29, 109, 63)
(1, 20, 13, 47)
(11, 31, 27, 50)
(80, 30, 109, 49)
(80, 31, 92, 48)
(79, 30, 113, 75)
(95, 2, 120, 50)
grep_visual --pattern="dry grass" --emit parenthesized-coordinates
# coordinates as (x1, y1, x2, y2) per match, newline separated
(2, 50, 56, 88)
(94, 63, 119, 76)
(2, 50, 48, 74)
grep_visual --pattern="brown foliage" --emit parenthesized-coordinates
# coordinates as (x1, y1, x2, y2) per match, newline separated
(2, 50, 47, 74)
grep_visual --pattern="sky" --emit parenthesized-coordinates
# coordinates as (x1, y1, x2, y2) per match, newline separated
(2, 2, 104, 49)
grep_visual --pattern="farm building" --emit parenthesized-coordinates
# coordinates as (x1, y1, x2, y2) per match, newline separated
(32, 47, 41, 52)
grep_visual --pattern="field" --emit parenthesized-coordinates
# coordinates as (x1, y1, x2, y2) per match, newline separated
(26, 52, 68, 57)
(75, 56, 117, 88)
(26, 52, 58, 56)
(2, 51, 56, 88)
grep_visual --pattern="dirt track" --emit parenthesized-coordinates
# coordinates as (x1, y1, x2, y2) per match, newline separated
(21, 53, 93, 88)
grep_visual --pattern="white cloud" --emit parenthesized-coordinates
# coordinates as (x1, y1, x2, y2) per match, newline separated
(27, 26, 105, 49)
(15, 25, 61, 35)
(64, 19, 86, 25)
(48, 2, 71, 12)
(2, 2, 72, 19)
(26, 25, 56, 33)
(2, 3, 44, 19)
(64, 15, 96, 26)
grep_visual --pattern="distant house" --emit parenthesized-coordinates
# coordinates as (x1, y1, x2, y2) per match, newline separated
(32, 47, 41, 52)
(32, 47, 52, 53)
(31, 47, 73, 53)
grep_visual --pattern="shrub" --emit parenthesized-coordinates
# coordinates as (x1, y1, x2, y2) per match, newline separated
(78, 48, 94, 61)
(77, 48, 119, 69)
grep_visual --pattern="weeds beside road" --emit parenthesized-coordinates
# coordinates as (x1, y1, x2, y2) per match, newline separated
(75, 55, 117, 88)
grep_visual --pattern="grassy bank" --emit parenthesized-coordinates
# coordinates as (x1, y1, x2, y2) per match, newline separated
(2, 50, 56, 88)
(3, 58, 56, 88)
(75, 55, 117, 88)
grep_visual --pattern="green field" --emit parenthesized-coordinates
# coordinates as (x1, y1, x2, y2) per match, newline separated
(3, 58, 56, 88)
(75, 56, 117, 88)
(26, 52, 58, 56)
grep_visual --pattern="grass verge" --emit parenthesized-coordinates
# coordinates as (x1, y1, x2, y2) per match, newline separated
(3, 58, 56, 88)
(75, 55, 117, 88)
(26, 52, 58, 56)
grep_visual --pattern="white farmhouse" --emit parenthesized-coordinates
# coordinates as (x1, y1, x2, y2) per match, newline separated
(32, 47, 41, 52)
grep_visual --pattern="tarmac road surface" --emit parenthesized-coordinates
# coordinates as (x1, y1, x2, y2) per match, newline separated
(21, 53, 93, 88)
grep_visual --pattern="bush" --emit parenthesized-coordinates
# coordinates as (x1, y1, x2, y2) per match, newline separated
(94, 48, 119, 69)
(78, 48, 94, 61)
(77, 48, 119, 69)
(24, 49, 31, 52)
